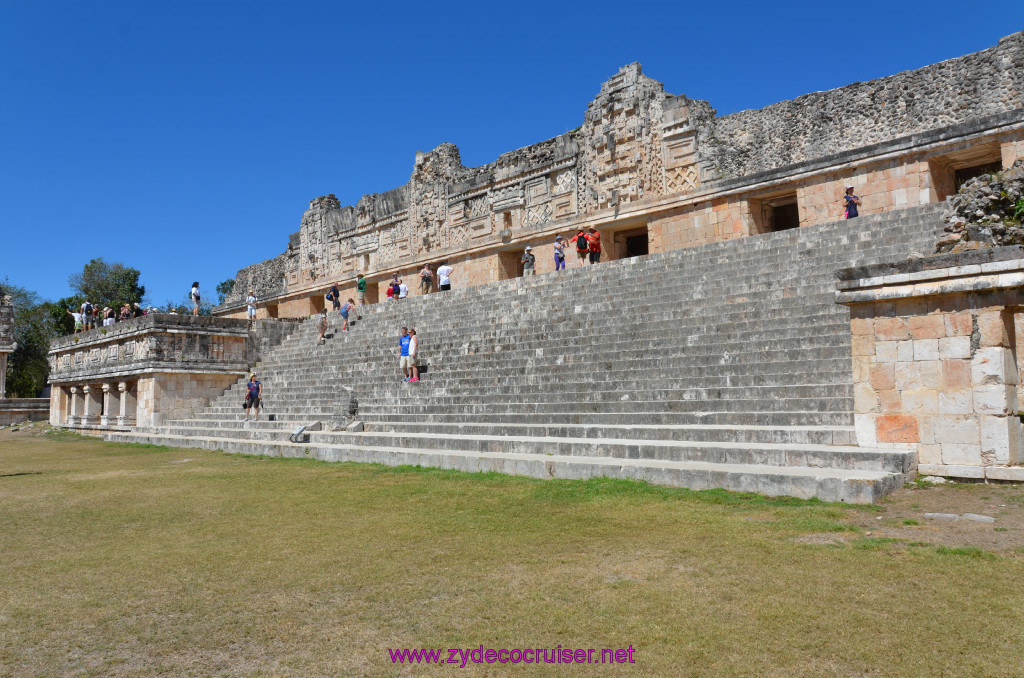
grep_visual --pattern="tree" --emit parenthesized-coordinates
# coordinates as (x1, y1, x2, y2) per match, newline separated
(1, 280, 56, 398)
(216, 279, 235, 305)
(68, 258, 146, 310)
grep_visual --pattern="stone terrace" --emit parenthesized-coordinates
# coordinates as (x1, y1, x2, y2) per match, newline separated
(106, 203, 947, 502)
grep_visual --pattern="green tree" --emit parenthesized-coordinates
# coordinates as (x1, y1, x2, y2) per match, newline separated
(1, 280, 56, 398)
(216, 279, 235, 305)
(68, 258, 146, 310)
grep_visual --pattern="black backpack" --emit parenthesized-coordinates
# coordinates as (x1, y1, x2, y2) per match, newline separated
(576, 234, 588, 252)
(83, 303, 93, 315)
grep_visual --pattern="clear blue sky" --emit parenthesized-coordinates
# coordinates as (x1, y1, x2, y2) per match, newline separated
(2, 1, 1022, 305)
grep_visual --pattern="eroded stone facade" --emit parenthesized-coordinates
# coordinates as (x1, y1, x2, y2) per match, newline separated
(0, 295, 14, 400)
(218, 32, 1024, 319)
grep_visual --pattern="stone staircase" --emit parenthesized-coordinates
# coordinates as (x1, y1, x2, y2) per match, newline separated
(105, 203, 947, 502)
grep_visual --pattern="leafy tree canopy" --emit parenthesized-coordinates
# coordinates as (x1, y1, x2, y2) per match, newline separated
(68, 258, 146, 311)
(216, 279, 235, 305)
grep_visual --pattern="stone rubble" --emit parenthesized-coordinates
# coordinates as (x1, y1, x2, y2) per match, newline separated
(937, 159, 1024, 252)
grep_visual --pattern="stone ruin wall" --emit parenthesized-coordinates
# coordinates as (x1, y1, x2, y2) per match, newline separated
(221, 31, 1024, 313)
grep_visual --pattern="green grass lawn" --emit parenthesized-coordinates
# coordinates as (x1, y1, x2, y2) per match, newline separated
(2, 430, 1023, 676)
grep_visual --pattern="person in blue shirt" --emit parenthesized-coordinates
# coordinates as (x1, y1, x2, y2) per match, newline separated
(843, 185, 861, 219)
(399, 327, 413, 381)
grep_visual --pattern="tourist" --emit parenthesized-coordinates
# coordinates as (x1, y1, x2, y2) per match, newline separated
(133, 303, 145, 318)
(407, 328, 420, 382)
(92, 305, 101, 328)
(843, 185, 861, 219)
(327, 282, 340, 313)
(553, 235, 566, 271)
(571, 229, 588, 266)
(437, 262, 454, 291)
(399, 327, 412, 381)
(356, 273, 367, 306)
(419, 264, 433, 294)
(67, 308, 83, 333)
(386, 284, 395, 302)
(398, 278, 409, 299)
(103, 307, 115, 327)
(521, 246, 536, 276)
(243, 373, 262, 421)
(246, 290, 258, 324)
(190, 282, 201, 316)
(119, 304, 131, 322)
(585, 227, 602, 264)
(317, 310, 328, 345)
(339, 298, 355, 331)
(80, 301, 94, 330)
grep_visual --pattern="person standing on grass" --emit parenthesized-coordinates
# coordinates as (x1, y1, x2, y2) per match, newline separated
(585, 227, 602, 264)
(407, 328, 420, 382)
(571, 229, 588, 266)
(399, 327, 412, 381)
(243, 373, 262, 421)
(553, 235, 566, 271)
(338, 298, 355, 331)
(419, 264, 434, 294)
(521, 246, 536, 276)
(437, 262, 454, 291)
(190, 282, 201, 316)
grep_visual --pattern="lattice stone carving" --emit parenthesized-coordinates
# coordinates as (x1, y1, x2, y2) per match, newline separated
(522, 203, 553, 228)
(665, 165, 699, 194)
(554, 169, 576, 194)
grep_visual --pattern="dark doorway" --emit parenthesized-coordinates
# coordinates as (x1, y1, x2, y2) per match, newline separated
(625, 234, 649, 257)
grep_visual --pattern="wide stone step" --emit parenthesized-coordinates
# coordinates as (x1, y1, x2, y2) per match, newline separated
(102, 430, 905, 503)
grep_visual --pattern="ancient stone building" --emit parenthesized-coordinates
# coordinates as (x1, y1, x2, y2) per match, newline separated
(217, 32, 1024, 318)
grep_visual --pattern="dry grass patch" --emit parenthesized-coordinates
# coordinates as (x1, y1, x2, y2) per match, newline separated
(1, 428, 1023, 676)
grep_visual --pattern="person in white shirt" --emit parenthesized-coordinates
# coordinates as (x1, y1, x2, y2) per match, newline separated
(398, 279, 409, 299)
(246, 291, 258, 324)
(437, 263, 454, 291)
(190, 282, 201, 316)
(407, 328, 420, 382)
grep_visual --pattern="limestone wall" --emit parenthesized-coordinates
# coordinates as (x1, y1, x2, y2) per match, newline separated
(216, 32, 1024, 320)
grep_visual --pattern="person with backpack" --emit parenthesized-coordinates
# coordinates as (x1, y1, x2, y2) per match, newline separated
(327, 282, 340, 313)
(81, 301, 94, 330)
(190, 282, 201, 316)
(570, 229, 588, 266)
(243, 373, 262, 421)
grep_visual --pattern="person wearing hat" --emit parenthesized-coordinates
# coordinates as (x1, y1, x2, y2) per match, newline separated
(521, 246, 536, 276)
(243, 373, 262, 421)
(842, 185, 861, 219)
(553, 235, 566, 271)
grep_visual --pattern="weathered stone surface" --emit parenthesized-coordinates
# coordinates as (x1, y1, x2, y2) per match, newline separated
(939, 159, 1024, 252)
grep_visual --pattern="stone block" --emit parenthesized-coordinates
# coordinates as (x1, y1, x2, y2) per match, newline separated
(854, 413, 877, 446)
(917, 443, 942, 465)
(943, 311, 972, 337)
(940, 359, 971, 389)
(932, 417, 979, 445)
(909, 315, 945, 339)
(875, 317, 910, 341)
(941, 443, 981, 466)
(894, 362, 921, 390)
(937, 336, 970, 360)
(972, 385, 1017, 415)
(979, 415, 1021, 465)
(851, 318, 874, 335)
(851, 335, 875, 357)
(878, 389, 902, 413)
(901, 389, 938, 415)
(876, 414, 919, 443)
(869, 363, 895, 390)
(852, 356, 870, 382)
(913, 339, 938, 361)
(854, 383, 879, 413)
(918, 360, 941, 389)
(938, 389, 973, 415)
(970, 347, 1017, 386)
(976, 311, 1010, 348)
(896, 340, 915, 362)
(875, 341, 898, 363)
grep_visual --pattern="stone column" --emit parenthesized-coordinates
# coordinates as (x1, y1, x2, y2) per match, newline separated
(0, 352, 7, 400)
(101, 382, 119, 427)
(81, 384, 101, 427)
(117, 381, 137, 427)
(68, 386, 79, 426)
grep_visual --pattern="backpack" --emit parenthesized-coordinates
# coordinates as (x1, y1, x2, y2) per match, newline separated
(576, 235, 588, 252)
(83, 302, 93, 315)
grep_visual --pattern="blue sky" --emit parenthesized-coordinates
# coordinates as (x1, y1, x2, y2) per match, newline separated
(2, 1, 1022, 305)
